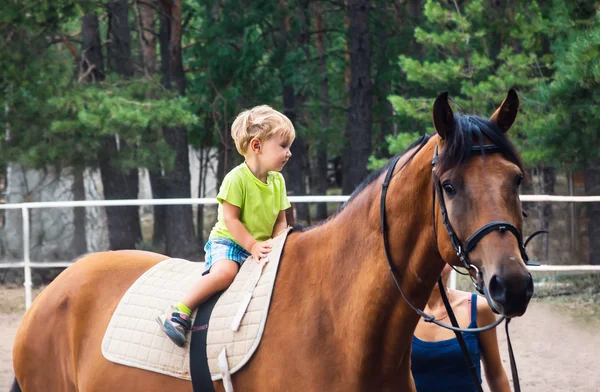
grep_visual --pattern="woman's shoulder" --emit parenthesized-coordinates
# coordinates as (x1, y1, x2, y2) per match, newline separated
(474, 294, 497, 327)
(449, 289, 473, 307)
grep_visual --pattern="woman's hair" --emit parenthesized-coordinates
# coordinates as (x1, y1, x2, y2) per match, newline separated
(231, 105, 296, 155)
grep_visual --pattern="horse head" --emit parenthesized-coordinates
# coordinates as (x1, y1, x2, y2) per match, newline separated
(431, 89, 533, 318)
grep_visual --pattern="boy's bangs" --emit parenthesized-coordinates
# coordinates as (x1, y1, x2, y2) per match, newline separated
(278, 125, 296, 143)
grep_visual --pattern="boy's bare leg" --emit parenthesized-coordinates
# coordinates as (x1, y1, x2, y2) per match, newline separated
(180, 259, 239, 310)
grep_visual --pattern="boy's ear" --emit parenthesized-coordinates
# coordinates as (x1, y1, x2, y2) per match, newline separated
(250, 137, 261, 153)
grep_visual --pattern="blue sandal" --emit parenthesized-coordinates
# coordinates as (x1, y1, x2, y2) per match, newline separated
(156, 306, 191, 347)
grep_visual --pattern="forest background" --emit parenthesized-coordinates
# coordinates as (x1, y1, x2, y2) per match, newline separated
(1, 0, 599, 267)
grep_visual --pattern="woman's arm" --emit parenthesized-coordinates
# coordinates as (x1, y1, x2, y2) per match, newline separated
(478, 300, 511, 392)
(222, 201, 271, 260)
(271, 210, 288, 238)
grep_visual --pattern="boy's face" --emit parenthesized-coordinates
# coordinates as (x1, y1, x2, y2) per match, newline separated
(259, 134, 293, 172)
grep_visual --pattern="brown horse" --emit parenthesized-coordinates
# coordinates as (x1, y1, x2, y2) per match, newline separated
(12, 90, 533, 391)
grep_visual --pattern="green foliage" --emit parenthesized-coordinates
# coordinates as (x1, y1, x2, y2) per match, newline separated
(368, 132, 421, 170)
(384, 0, 557, 170)
(538, 7, 600, 167)
(46, 78, 198, 170)
(0, 1, 198, 174)
(183, 0, 283, 148)
(2, 0, 599, 185)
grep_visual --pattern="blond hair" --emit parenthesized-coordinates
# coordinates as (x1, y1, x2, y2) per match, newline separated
(231, 105, 295, 155)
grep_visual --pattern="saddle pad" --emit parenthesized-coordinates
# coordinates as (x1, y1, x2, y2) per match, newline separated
(101, 258, 204, 380)
(101, 228, 291, 382)
(206, 227, 291, 380)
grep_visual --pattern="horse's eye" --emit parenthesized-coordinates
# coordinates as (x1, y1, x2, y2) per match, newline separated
(442, 182, 456, 196)
(516, 175, 523, 187)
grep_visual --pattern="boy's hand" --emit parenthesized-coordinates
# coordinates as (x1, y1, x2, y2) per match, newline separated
(250, 241, 272, 263)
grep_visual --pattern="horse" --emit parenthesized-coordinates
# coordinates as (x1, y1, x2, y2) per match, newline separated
(12, 89, 533, 391)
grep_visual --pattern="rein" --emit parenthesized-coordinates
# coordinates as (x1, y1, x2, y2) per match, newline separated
(380, 142, 547, 392)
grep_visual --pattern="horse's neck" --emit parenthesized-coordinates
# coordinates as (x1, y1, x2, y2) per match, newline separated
(283, 145, 445, 386)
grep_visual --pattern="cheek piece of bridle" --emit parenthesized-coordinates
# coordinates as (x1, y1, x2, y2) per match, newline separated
(380, 143, 547, 392)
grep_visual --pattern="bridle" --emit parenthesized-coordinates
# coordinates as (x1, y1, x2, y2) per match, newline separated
(380, 138, 546, 392)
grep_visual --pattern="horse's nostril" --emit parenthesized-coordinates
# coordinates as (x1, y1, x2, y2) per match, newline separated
(488, 274, 507, 304)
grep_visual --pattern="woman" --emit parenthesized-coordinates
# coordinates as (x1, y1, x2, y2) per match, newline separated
(411, 264, 511, 392)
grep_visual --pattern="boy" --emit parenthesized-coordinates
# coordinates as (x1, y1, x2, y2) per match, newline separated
(158, 105, 295, 346)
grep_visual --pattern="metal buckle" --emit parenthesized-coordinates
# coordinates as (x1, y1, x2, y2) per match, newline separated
(469, 265, 485, 293)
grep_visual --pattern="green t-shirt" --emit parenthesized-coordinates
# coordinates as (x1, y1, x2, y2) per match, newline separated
(209, 162, 291, 244)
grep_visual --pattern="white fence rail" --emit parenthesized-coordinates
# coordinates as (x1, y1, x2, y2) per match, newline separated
(1, 195, 599, 309)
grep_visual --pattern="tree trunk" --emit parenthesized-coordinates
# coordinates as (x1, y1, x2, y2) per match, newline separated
(159, 0, 199, 259)
(313, 0, 329, 220)
(584, 164, 600, 265)
(70, 168, 88, 257)
(149, 169, 167, 248)
(137, 0, 157, 75)
(99, 144, 142, 249)
(137, 0, 165, 248)
(197, 148, 206, 246)
(277, 0, 309, 224)
(216, 131, 234, 189)
(107, 0, 133, 78)
(99, 0, 143, 250)
(196, 116, 216, 246)
(537, 167, 555, 261)
(81, 14, 105, 82)
(344, 0, 351, 98)
(342, 0, 372, 194)
(159, 0, 185, 94)
(373, 3, 395, 157)
(282, 84, 309, 224)
(567, 171, 577, 254)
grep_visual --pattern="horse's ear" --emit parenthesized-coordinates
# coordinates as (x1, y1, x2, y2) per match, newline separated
(432, 91, 455, 140)
(490, 88, 519, 133)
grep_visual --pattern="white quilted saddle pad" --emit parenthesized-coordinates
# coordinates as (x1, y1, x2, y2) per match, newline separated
(101, 257, 203, 379)
(101, 228, 290, 382)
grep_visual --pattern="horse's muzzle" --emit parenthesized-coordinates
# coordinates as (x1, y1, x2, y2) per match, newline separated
(486, 271, 534, 317)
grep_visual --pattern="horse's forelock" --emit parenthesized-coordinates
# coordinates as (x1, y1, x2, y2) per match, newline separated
(436, 114, 524, 176)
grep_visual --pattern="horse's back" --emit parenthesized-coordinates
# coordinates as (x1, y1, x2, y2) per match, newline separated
(12, 250, 192, 391)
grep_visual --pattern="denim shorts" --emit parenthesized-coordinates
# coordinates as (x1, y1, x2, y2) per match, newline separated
(203, 238, 251, 275)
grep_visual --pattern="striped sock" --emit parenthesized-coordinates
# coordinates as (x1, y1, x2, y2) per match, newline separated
(174, 301, 192, 316)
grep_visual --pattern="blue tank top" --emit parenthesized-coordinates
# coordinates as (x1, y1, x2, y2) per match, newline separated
(411, 293, 482, 392)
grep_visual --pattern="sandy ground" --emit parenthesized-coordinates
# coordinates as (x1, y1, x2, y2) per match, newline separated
(2, 301, 599, 391)
(489, 302, 600, 392)
(1, 314, 21, 391)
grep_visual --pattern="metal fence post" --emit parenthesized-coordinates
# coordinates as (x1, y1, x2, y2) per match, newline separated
(22, 206, 32, 310)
